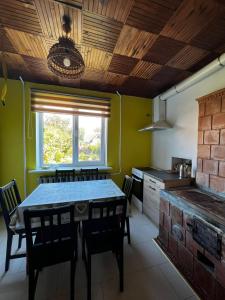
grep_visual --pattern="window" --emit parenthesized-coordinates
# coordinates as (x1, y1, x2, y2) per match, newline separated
(36, 112, 106, 167)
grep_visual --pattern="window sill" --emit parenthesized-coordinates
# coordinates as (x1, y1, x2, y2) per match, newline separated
(28, 166, 112, 174)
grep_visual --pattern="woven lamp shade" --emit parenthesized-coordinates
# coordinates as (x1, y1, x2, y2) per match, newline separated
(47, 37, 85, 79)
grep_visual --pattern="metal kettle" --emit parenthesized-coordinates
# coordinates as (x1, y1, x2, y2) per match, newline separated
(179, 163, 189, 178)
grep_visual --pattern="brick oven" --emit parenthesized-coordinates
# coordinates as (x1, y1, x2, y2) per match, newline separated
(156, 88, 225, 300)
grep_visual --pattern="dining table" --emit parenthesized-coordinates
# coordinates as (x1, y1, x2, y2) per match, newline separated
(14, 179, 125, 229)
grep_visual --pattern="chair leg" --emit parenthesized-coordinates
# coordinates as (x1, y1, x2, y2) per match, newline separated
(28, 268, 35, 300)
(5, 232, 13, 272)
(126, 217, 131, 244)
(118, 246, 124, 292)
(70, 258, 76, 300)
(18, 234, 22, 249)
(87, 254, 91, 300)
(82, 236, 85, 260)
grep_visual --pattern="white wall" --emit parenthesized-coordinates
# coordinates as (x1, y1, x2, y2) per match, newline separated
(152, 66, 225, 177)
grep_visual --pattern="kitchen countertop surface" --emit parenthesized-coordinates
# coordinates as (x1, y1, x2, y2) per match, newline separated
(139, 167, 192, 183)
(161, 187, 225, 231)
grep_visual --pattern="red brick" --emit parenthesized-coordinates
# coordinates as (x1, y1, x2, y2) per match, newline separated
(170, 204, 183, 225)
(203, 159, 218, 175)
(196, 172, 209, 188)
(220, 129, 225, 144)
(164, 213, 171, 232)
(215, 281, 225, 300)
(198, 144, 210, 159)
(199, 102, 205, 117)
(210, 175, 225, 193)
(211, 145, 225, 160)
(183, 212, 193, 233)
(171, 221, 185, 244)
(186, 231, 204, 256)
(168, 234, 178, 258)
(197, 158, 202, 172)
(205, 96, 221, 115)
(160, 197, 169, 215)
(219, 162, 225, 177)
(199, 116, 212, 130)
(160, 211, 164, 226)
(194, 258, 216, 300)
(222, 95, 225, 112)
(198, 131, 204, 144)
(212, 113, 225, 129)
(158, 225, 168, 248)
(178, 244, 194, 280)
(204, 130, 219, 144)
(216, 259, 225, 289)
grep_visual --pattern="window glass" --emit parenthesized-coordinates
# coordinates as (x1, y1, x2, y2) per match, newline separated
(42, 113, 73, 165)
(78, 116, 102, 162)
(38, 113, 106, 167)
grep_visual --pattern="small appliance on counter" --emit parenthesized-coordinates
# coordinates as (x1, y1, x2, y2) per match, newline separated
(171, 157, 192, 178)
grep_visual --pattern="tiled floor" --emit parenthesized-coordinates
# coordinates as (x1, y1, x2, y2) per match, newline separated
(0, 207, 200, 300)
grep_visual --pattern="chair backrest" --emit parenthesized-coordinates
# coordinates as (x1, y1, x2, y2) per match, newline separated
(86, 198, 127, 235)
(55, 169, 76, 182)
(79, 168, 99, 181)
(0, 179, 21, 228)
(122, 175, 134, 203)
(39, 175, 57, 184)
(24, 205, 75, 255)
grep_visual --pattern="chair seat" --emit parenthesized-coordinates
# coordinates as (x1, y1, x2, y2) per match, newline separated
(32, 223, 76, 268)
(84, 230, 123, 254)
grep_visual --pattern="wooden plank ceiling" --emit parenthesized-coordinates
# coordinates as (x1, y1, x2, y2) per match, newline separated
(0, 0, 225, 98)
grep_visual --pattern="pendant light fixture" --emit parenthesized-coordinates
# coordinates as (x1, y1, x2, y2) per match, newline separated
(47, 15, 85, 79)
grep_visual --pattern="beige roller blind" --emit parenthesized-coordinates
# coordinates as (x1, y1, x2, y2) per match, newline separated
(31, 89, 111, 118)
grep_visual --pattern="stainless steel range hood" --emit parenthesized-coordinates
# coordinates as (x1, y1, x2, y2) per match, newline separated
(138, 99, 172, 132)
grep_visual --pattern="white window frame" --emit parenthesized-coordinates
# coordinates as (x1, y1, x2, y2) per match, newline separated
(36, 112, 107, 168)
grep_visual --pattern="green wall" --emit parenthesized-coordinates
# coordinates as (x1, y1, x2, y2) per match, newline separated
(0, 79, 152, 198)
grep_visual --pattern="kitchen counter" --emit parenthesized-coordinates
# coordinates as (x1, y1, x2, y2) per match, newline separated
(161, 187, 225, 230)
(143, 168, 191, 183)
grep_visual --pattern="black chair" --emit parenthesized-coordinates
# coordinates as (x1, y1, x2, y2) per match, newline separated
(82, 198, 127, 300)
(78, 168, 99, 181)
(56, 169, 76, 182)
(0, 179, 26, 272)
(24, 205, 78, 300)
(122, 175, 134, 244)
(39, 175, 57, 184)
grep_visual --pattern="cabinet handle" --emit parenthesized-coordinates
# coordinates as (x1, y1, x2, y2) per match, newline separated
(149, 185, 156, 191)
(149, 179, 156, 184)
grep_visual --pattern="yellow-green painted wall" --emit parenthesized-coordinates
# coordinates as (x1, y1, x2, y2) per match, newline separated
(0, 79, 152, 198)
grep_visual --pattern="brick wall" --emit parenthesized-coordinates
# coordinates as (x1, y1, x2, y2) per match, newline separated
(197, 89, 225, 193)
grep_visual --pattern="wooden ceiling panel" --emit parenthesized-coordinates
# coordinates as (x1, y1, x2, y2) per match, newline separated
(0, 1, 42, 35)
(5, 28, 48, 59)
(103, 72, 128, 86)
(34, 0, 82, 43)
(167, 45, 209, 71)
(151, 66, 184, 87)
(114, 25, 157, 59)
(82, 11, 122, 53)
(143, 36, 185, 65)
(83, 0, 134, 23)
(126, 0, 182, 34)
(1, 0, 225, 99)
(131, 61, 162, 79)
(161, 0, 219, 43)
(0, 52, 28, 75)
(0, 27, 16, 53)
(82, 68, 105, 82)
(108, 54, 139, 75)
(82, 47, 112, 71)
(191, 13, 225, 51)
